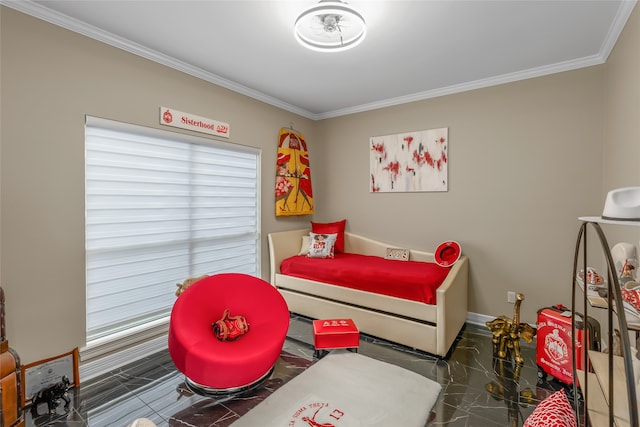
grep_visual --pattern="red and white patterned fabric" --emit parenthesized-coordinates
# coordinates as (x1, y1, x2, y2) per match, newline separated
(524, 389, 577, 427)
(622, 287, 640, 311)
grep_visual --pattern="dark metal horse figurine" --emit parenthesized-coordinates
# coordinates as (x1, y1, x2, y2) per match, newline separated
(30, 375, 71, 417)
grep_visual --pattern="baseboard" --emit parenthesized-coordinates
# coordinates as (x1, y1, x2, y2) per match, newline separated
(466, 312, 493, 326)
(77, 311, 504, 382)
(79, 334, 168, 382)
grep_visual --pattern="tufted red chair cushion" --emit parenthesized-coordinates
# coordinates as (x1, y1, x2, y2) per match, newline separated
(168, 273, 290, 389)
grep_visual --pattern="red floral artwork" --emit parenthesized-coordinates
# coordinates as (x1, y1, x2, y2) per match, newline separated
(370, 128, 448, 192)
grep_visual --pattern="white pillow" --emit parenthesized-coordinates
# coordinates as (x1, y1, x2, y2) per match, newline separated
(298, 235, 310, 255)
(307, 232, 338, 259)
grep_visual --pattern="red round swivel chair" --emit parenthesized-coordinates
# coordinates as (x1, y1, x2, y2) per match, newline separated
(168, 273, 290, 396)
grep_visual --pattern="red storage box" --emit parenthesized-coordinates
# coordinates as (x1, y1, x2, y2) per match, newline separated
(313, 318, 360, 351)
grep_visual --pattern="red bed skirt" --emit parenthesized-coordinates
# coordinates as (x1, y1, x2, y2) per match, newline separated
(280, 253, 450, 305)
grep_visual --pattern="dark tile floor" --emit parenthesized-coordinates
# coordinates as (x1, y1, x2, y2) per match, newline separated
(26, 316, 562, 427)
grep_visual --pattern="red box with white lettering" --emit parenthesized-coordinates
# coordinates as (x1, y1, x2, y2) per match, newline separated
(536, 305, 600, 386)
(313, 318, 360, 350)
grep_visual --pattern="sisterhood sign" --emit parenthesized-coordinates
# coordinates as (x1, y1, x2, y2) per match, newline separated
(160, 107, 230, 138)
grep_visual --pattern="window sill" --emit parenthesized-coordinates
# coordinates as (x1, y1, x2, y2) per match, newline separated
(80, 316, 169, 363)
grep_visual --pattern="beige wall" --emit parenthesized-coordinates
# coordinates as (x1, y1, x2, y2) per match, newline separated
(0, 8, 313, 363)
(315, 68, 605, 325)
(601, 3, 640, 247)
(1, 4, 638, 365)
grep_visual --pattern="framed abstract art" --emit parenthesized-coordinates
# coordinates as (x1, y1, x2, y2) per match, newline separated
(370, 127, 448, 193)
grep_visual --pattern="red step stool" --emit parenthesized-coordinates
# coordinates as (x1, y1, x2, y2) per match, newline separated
(312, 318, 359, 358)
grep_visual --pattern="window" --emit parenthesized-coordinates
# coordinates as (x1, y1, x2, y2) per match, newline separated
(84, 116, 260, 345)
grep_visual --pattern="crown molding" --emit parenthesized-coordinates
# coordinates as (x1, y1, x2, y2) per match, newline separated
(317, 54, 606, 119)
(600, 0, 638, 60)
(3, 0, 637, 121)
(0, 0, 317, 120)
(315, 0, 637, 119)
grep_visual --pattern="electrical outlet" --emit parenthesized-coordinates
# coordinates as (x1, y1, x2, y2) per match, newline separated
(507, 291, 516, 303)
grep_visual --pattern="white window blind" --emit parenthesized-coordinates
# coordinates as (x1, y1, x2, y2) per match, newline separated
(85, 116, 260, 342)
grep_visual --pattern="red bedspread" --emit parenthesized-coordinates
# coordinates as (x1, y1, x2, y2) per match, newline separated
(279, 253, 450, 305)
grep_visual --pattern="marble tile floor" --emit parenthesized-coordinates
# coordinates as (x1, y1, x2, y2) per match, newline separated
(26, 316, 566, 427)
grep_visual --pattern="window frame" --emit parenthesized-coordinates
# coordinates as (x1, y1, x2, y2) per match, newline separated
(82, 116, 261, 364)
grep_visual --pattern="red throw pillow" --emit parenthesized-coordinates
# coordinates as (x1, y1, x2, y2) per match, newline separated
(311, 219, 346, 253)
(523, 389, 577, 427)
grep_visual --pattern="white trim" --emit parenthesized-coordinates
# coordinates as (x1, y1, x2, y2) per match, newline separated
(317, 54, 608, 119)
(467, 311, 536, 330)
(466, 311, 493, 327)
(80, 317, 169, 362)
(79, 333, 168, 382)
(599, 0, 639, 61)
(76, 312, 508, 381)
(2, 0, 636, 121)
(1, 0, 310, 119)
(80, 117, 261, 381)
(85, 115, 259, 155)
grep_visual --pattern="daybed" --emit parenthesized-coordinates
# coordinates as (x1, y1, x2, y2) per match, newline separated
(268, 228, 469, 357)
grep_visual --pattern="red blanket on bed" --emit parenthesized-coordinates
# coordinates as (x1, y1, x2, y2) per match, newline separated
(279, 253, 450, 305)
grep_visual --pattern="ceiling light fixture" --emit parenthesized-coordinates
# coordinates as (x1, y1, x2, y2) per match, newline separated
(294, 0, 366, 53)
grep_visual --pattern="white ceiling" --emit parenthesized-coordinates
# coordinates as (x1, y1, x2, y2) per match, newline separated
(4, 0, 637, 119)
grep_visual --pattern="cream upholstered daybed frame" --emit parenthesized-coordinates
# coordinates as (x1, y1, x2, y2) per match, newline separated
(268, 229, 469, 357)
